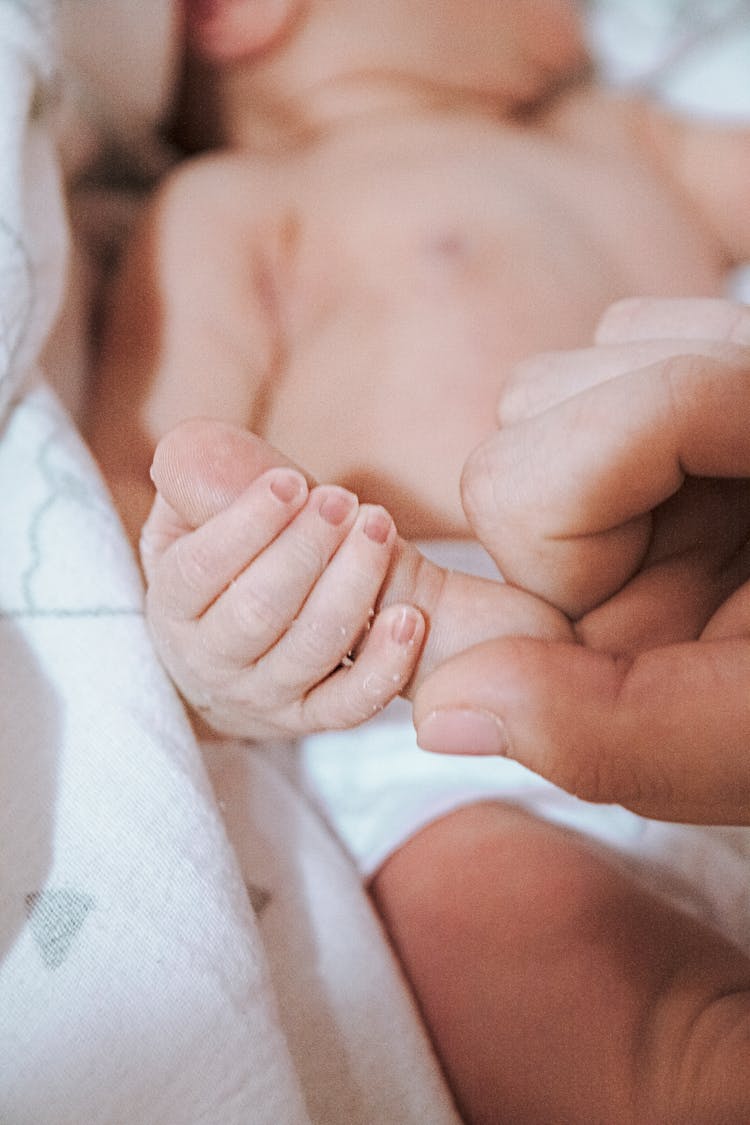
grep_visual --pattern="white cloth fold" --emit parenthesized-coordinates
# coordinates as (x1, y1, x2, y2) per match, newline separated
(1, 1, 748, 1121)
(0, 4, 457, 1121)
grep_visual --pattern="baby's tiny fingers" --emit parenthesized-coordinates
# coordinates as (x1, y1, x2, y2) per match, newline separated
(148, 467, 309, 621)
(196, 484, 360, 668)
(259, 504, 398, 699)
(300, 605, 425, 731)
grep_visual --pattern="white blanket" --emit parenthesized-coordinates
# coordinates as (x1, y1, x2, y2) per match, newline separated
(0, 2, 748, 1122)
(0, 3, 458, 1122)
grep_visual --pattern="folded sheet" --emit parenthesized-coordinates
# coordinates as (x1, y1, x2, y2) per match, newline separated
(0, 4, 459, 1121)
(1, 2, 748, 1122)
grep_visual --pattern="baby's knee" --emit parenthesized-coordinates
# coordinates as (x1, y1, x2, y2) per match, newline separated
(373, 801, 627, 947)
(372, 802, 750, 1124)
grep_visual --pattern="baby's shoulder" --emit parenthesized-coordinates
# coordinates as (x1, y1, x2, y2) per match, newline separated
(122, 150, 297, 318)
(148, 151, 285, 244)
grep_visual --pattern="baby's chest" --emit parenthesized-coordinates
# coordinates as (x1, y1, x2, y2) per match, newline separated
(288, 138, 719, 348)
(261, 137, 723, 532)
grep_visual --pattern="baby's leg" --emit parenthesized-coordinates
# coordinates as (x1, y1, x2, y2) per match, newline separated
(143, 420, 571, 731)
(646, 108, 750, 266)
(372, 802, 750, 1125)
(148, 421, 750, 1121)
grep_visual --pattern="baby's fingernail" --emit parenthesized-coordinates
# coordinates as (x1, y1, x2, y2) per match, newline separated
(269, 468, 306, 504)
(391, 606, 419, 645)
(416, 709, 508, 756)
(363, 508, 392, 544)
(318, 488, 356, 526)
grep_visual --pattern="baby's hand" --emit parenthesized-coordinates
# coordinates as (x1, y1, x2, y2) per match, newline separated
(142, 421, 573, 742)
(141, 466, 425, 739)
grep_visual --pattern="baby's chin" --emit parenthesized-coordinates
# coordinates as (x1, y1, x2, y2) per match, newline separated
(513, 0, 590, 98)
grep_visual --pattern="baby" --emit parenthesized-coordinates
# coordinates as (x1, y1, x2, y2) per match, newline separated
(89, 1, 750, 1121)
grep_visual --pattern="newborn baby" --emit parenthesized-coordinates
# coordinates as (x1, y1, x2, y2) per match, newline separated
(89, 1, 750, 1121)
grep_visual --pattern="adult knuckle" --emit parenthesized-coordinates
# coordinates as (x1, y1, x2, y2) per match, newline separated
(661, 351, 741, 397)
(460, 436, 506, 525)
(546, 741, 631, 806)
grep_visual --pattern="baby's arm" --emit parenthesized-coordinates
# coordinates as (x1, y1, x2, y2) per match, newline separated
(87, 154, 283, 542)
(90, 156, 570, 740)
(644, 104, 750, 266)
(142, 420, 572, 740)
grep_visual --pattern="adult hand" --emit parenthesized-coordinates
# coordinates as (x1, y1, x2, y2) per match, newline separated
(415, 298, 750, 824)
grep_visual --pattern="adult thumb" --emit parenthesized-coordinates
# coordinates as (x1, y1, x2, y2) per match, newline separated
(413, 635, 750, 825)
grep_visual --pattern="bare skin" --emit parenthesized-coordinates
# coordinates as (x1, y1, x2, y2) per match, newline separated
(91, 88, 739, 541)
(417, 298, 750, 823)
(88, 1, 750, 1120)
(147, 410, 750, 1125)
(141, 418, 570, 739)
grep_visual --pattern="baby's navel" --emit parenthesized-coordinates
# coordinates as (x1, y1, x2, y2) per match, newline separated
(426, 229, 469, 260)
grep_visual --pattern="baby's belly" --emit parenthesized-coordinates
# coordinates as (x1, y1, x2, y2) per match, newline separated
(262, 279, 609, 536)
(262, 324, 521, 536)
(260, 205, 723, 537)
(264, 363, 491, 537)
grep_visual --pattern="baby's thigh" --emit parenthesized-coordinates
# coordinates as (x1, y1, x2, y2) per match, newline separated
(371, 802, 750, 1125)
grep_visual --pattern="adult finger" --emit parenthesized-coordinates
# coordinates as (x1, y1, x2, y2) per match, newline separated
(575, 477, 750, 654)
(595, 297, 750, 346)
(462, 352, 750, 616)
(499, 338, 750, 426)
(413, 634, 750, 824)
(499, 299, 750, 426)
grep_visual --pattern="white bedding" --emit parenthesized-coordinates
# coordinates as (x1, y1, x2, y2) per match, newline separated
(0, 2, 748, 1122)
(0, 4, 460, 1122)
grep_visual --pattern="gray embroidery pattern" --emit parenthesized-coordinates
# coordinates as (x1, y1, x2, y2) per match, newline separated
(0, 217, 34, 406)
(0, 397, 144, 620)
(246, 884, 273, 918)
(25, 887, 96, 969)
(0, 2, 147, 623)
